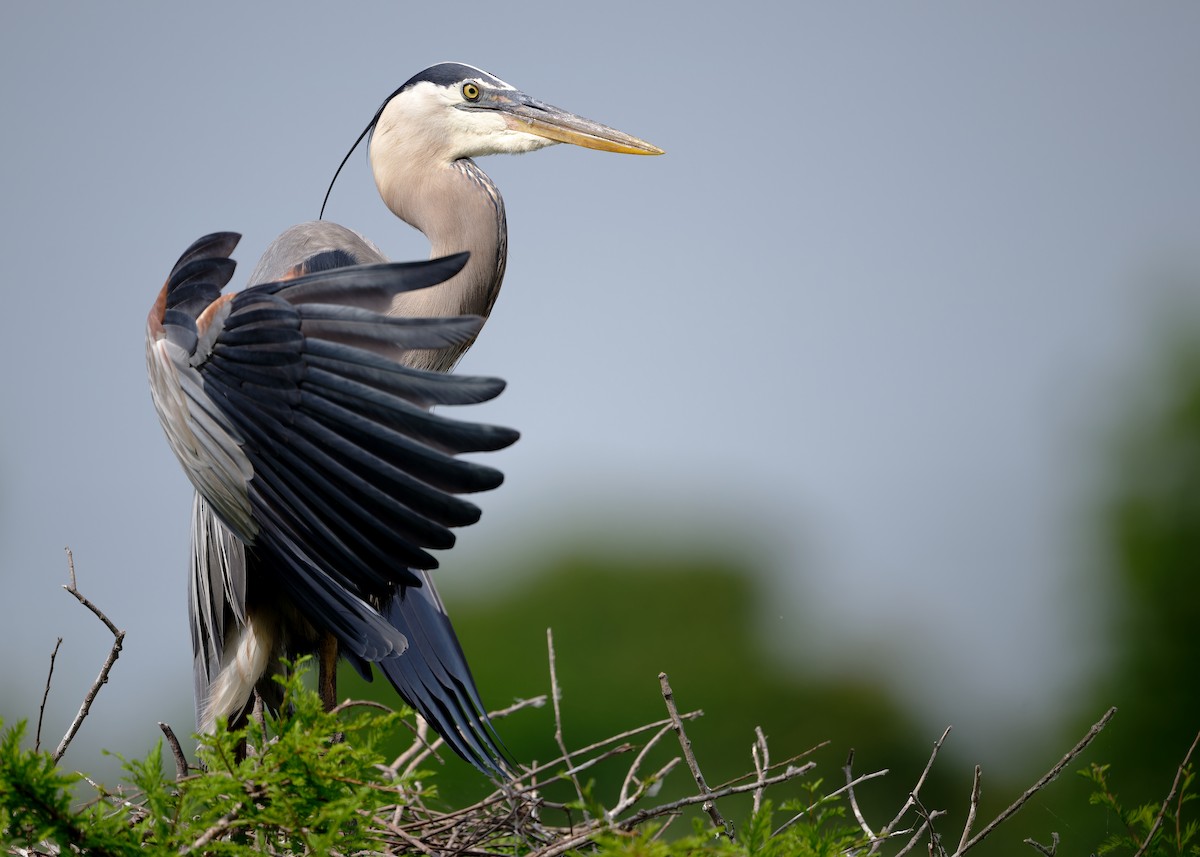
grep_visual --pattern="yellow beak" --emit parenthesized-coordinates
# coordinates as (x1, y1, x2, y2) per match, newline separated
(499, 96, 664, 155)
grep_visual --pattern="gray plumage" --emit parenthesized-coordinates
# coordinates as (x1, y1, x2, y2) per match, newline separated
(147, 62, 660, 777)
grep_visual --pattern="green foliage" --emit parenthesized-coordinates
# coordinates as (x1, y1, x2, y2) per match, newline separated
(1, 659, 413, 856)
(0, 658, 879, 856)
(5, 639, 1194, 857)
(769, 781, 863, 857)
(1081, 762, 1199, 856)
(0, 720, 136, 855)
(10, 652, 1194, 856)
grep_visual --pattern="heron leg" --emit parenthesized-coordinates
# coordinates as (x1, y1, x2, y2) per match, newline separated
(229, 693, 264, 764)
(318, 631, 338, 712)
(318, 632, 346, 744)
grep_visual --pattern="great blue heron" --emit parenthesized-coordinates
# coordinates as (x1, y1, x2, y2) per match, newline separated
(146, 62, 661, 775)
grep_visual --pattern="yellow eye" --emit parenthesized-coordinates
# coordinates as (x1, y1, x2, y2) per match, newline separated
(462, 82, 481, 101)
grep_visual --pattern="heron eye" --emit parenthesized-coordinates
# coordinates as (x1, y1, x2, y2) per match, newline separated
(462, 83, 481, 101)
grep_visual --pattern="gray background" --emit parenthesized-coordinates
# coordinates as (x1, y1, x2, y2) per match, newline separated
(1, 3, 1197, 781)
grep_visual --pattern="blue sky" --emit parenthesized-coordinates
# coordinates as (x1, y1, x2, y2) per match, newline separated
(1, 3, 1197, 781)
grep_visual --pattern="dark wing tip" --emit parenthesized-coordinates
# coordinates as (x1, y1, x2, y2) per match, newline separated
(429, 251, 470, 280)
(378, 583, 514, 778)
(174, 232, 241, 272)
(269, 251, 472, 304)
(163, 233, 242, 316)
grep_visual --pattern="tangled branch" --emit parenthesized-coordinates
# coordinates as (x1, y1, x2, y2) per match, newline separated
(12, 580, 1137, 857)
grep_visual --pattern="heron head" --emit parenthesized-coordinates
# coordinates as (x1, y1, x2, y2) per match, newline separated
(321, 63, 661, 217)
(381, 62, 664, 160)
(372, 63, 663, 161)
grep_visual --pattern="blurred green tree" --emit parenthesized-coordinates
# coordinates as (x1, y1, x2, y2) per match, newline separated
(342, 546, 979, 837)
(1087, 329, 1200, 796)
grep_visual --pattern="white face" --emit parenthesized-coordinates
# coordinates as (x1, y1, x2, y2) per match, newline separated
(372, 77, 559, 163)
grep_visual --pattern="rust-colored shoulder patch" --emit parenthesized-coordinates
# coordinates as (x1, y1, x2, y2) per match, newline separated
(279, 262, 310, 281)
(147, 281, 169, 337)
(195, 292, 236, 337)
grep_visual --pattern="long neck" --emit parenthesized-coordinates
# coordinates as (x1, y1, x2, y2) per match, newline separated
(374, 153, 507, 372)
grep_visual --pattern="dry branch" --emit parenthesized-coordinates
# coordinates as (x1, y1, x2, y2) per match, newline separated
(870, 725, 951, 854)
(1024, 831, 1059, 856)
(954, 764, 982, 855)
(52, 549, 126, 764)
(844, 749, 877, 842)
(12, 599, 1138, 857)
(616, 722, 675, 813)
(1133, 726, 1200, 857)
(158, 722, 190, 780)
(547, 628, 586, 807)
(957, 706, 1116, 855)
(659, 671, 729, 836)
(752, 726, 770, 816)
(772, 768, 888, 837)
(34, 638, 63, 753)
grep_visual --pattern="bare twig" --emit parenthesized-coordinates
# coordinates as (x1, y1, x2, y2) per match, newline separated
(329, 698, 393, 716)
(615, 757, 682, 815)
(386, 729, 816, 856)
(954, 765, 982, 855)
(752, 727, 770, 816)
(652, 812, 682, 840)
(393, 714, 439, 778)
(618, 764, 814, 833)
(894, 801, 946, 857)
(516, 708, 702, 787)
(547, 628, 586, 806)
(844, 749, 877, 841)
(1132, 726, 1200, 857)
(535, 743, 636, 794)
(158, 722, 190, 780)
(1024, 832, 1059, 856)
(179, 801, 244, 854)
(530, 827, 609, 857)
(35, 637, 63, 752)
(413, 714, 708, 831)
(906, 793, 946, 856)
(958, 706, 1116, 854)
(374, 814, 438, 856)
(772, 767, 888, 837)
(489, 694, 548, 720)
(617, 722, 674, 812)
(62, 548, 119, 637)
(406, 695, 547, 790)
(870, 726, 952, 854)
(53, 549, 126, 764)
(384, 696, 548, 793)
(659, 672, 729, 836)
(711, 742, 829, 792)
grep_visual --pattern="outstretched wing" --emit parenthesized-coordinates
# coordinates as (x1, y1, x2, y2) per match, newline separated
(147, 232, 517, 669)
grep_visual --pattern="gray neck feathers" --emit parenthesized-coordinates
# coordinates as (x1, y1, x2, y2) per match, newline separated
(378, 158, 507, 372)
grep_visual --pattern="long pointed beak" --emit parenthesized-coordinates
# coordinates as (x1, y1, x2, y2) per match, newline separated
(499, 95, 664, 155)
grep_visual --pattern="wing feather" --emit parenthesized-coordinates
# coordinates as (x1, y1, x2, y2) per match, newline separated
(302, 370, 518, 454)
(147, 233, 516, 697)
(304, 341, 507, 406)
(265, 252, 470, 308)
